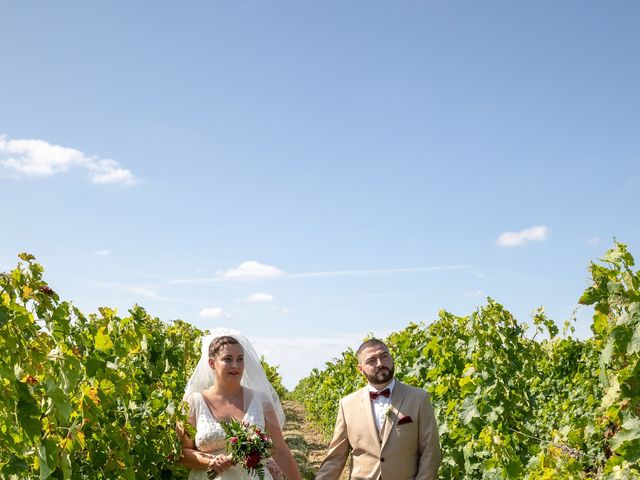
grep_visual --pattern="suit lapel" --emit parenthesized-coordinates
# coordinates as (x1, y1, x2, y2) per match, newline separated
(358, 387, 380, 444)
(380, 381, 406, 449)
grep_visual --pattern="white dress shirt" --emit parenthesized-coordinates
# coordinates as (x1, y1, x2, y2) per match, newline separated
(368, 379, 396, 432)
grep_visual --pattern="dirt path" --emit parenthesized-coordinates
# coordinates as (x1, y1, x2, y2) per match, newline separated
(282, 400, 350, 480)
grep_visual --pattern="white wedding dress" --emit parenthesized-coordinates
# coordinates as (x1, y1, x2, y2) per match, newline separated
(187, 389, 274, 480)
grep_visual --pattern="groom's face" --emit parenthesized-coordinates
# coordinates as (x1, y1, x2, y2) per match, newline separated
(357, 345, 395, 387)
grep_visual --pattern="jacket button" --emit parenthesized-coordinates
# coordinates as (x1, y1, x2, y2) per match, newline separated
(381, 457, 385, 462)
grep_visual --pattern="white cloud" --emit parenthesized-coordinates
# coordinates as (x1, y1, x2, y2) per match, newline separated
(222, 261, 284, 279)
(290, 265, 471, 278)
(246, 292, 274, 303)
(128, 286, 163, 300)
(169, 263, 471, 285)
(466, 289, 485, 298)
(0, 135, 137, 185)
(199, 307, 230, 318)
(84, 279, 194, 305)
(497, 225, 550, 247)
(94, 249, 111, 256)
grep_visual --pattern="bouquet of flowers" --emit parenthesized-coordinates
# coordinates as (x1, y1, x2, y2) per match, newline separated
(208, 419, 274, 480)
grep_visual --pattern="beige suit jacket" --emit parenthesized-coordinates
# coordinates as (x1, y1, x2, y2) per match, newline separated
(316, 381, 441, 480)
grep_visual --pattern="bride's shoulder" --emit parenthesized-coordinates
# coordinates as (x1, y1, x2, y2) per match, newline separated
(242, 387, 261, 399)
(184, 391, 203, 405)
(242, 387, 271, 405)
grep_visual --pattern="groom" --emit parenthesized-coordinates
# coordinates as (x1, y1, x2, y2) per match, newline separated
(316, 339, 441, 480)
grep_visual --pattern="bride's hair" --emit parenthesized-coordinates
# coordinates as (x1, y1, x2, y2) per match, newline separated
(208, 335, 240, 358)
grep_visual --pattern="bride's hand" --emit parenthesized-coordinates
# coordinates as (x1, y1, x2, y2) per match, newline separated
(207, 454, 233, 473)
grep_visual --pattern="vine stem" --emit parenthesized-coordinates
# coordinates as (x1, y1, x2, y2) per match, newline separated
(507, 427, 598, 460)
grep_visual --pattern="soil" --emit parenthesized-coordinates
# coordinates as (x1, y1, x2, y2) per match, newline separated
(282, 400, 350, 480)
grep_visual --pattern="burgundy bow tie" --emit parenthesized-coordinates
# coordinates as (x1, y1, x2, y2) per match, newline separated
(369, 388, 391, 400)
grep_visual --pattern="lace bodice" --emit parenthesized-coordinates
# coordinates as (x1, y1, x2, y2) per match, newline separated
(187, 389, 272, 480)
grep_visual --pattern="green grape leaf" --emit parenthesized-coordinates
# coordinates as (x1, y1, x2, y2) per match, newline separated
(592, 313, 609, 335)
(51, 303, 70, 340)
(0, 305, 10, 328)
(628, 322, 640, 355)
(60, 451, 72, 480)
(95, 327, 113, 351)
(16, 382, 42, 440)
(18, 252, 36, 262)
(37, 444, 52, 480)
(1, 454, 28, 475)
(460, 396, 479, 425)
(45, 381, 71, 424)
(86, 356, 106, 377)
(610, 417, 640, 452)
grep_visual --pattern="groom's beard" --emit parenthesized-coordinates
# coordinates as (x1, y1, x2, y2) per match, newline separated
(365, 365, 394, 385)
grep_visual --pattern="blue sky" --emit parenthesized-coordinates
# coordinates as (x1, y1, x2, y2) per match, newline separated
(1, 1, 638, 388)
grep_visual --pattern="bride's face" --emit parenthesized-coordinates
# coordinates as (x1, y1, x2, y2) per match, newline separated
(210, 343, 244, 383)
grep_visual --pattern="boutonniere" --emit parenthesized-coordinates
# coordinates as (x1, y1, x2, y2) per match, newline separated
(383, 405, 393, 419)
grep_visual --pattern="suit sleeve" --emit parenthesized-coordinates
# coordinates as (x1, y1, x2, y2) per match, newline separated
(315, 399, 351, 480)
(415, 391, 441, 480)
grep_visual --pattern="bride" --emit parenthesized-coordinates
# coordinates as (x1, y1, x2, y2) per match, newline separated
(179, 329, 301, 480)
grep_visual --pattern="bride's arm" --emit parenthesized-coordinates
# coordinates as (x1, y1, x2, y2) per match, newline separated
(265, 415, 302, 480)
(176, 420, 233, 473)
(176, 421, 212, 469)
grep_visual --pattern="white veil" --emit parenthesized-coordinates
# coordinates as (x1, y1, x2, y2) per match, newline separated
(183, 328, 285, 429)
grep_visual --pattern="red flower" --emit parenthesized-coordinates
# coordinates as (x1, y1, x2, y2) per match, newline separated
(244, 452, 261, 469)
(229, 436, 238, 444)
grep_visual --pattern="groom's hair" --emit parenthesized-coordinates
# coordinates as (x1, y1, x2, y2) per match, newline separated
(209, 335, 241, 358)
(356, 338, 389, 357)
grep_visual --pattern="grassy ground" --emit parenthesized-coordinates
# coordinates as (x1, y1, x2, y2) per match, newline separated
(282, 400, 350, 480)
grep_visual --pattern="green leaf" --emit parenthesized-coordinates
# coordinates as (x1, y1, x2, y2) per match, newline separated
(45, 381, 71, 424)
(580, 286, 601, 306)
(38, 444, 52, 480)
(628, 322, 640, 355)
(592, 312, 609, 335)
(18, 413, 42, 441)
(505, 458, 523, 477)
(601, 375, 621, 409)
(610, 417, 640, 452)
(1, 454, 28, 475)
(95, 327, 113, 351)
(60, 451, 72, 480)
(0, 305, 10, 328)
(16, 383, 42, 440)
(460, 396, 479, 425)
(86, 356, 106, 377)
(51, 303, 70, 340)
(18, 252, 36, 262)
(601, 337, 615, 367)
